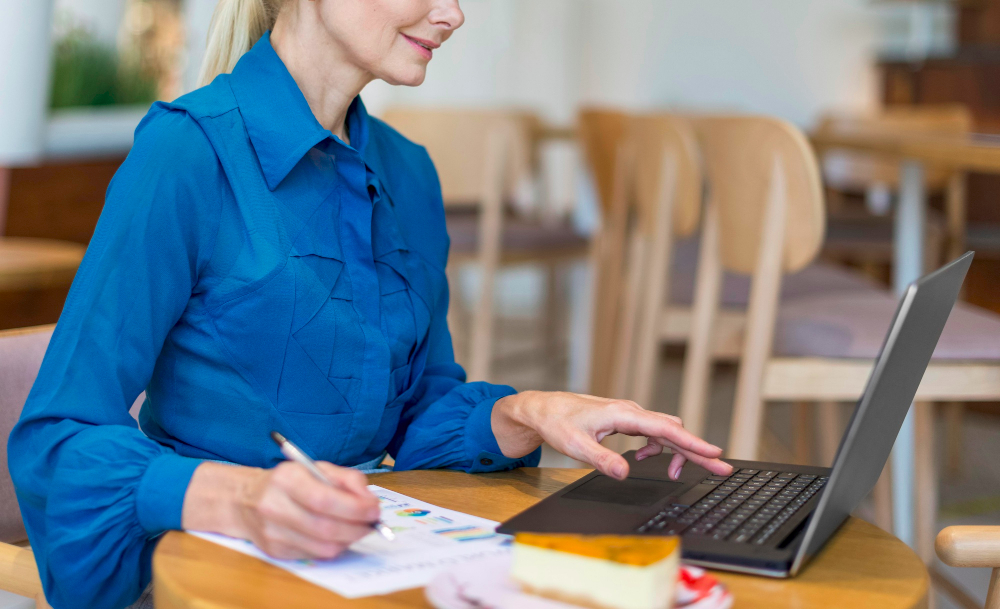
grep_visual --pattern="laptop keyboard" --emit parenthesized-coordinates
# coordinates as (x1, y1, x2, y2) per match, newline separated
(636, 468, 828, 545)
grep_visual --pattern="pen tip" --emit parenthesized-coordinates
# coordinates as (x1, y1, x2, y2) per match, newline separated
(377, 523, 396, 541)
(270, 431, 286, 446)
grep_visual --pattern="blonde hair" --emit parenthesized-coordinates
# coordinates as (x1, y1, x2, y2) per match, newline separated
(197, 0, 282, 87)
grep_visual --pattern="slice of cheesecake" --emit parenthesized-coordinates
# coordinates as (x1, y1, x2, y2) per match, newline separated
(510, 533, 680, 609)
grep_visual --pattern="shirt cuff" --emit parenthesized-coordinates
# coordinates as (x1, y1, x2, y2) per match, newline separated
(136, 452, 205, 535)
(464, 390, 542, 473)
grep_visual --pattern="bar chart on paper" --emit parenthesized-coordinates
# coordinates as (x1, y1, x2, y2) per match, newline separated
(190, 486, 512, 598)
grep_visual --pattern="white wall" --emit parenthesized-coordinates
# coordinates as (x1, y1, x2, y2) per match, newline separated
(363, 0, 885, 128)
(579, 0, 881, 126)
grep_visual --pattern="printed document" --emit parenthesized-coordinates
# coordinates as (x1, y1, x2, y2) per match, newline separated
(191, 485, 512, 598)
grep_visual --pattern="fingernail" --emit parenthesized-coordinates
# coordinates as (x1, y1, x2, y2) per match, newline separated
(613, 463, 627, 479)
(710, 444, 723, 452)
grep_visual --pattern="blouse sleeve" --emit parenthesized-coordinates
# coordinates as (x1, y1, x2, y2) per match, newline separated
(389, 267, 542, 473)
(6, 107, 225, 609)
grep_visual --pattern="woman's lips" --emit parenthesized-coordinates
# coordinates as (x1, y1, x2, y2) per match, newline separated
(402, 34, 435, 60)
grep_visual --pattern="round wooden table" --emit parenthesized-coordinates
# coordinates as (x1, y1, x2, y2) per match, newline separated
(153, 468, 929, 609)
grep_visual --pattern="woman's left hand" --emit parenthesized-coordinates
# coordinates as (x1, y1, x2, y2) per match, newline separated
(491, 391, 733, 481)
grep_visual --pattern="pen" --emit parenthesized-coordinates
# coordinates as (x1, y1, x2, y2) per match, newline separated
(269, 431, 395, 542)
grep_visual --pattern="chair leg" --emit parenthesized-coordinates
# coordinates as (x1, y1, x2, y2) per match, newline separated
(944, 402, 964, 478)
(468, 126, 507, 383)
(678, 203, 723, 438)
(793, 402, 814, 465)
(987, 568, 1000, 609)
(915, 402, 939, 565)
(873, 462, 894, 534)
(446, 264, 467, 363)
(544, 260, 563, 389)
(610, 236, 648, 399)
(469, 259, 499, 383)
(945, 171, 967, 263)
(0, 166, 10, 236)
(817, 401, 842, 467)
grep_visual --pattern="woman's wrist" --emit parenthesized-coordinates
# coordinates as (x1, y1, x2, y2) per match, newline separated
(491, 391, 545, 459)
(181, 462, 263, 537)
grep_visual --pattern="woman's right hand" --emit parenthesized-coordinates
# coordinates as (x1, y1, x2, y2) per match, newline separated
(182, 461, 381, 560)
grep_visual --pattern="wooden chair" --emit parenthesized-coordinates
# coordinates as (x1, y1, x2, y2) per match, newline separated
(937, 526, 1000, 609)
(0, 325, 54, 608)
(0, 325, 145, 608)
(592, 115, 704, 422)
(582, 110, 877, 421)
(382, 108, 588, 383)
(677, 114, 1000, 569)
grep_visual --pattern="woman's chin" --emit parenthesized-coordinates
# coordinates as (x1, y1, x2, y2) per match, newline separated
(380, 66, 428, 87)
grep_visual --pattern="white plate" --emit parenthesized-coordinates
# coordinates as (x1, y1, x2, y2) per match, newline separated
(425, 554, 733, 609)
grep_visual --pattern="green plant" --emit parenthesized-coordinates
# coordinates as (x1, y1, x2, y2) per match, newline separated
(49, 28, 159, 109)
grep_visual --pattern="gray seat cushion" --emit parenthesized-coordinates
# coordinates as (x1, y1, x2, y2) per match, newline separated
(445, 209, 589, 255)
(669, 237, 879, 307)
(667, 236, 1000, 361)
(775, 290, 1000, 360)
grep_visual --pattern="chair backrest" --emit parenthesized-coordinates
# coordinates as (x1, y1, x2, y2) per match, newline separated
(629, 115, 703, 239)
(816, 104, 972, 191)
(380, 108, 537, 208)
(578, 108, 630, 215)
(0, 325, 53, 544)
(695, 115, 826, 276)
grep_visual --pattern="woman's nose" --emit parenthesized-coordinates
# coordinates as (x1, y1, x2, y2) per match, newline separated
(430, 0, 465, 31)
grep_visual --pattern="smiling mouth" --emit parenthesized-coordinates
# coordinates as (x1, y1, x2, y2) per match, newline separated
(410, 38, 432, 51)
(402, 34, 437, 59)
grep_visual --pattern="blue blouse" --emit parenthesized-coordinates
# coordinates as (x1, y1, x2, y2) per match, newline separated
(8, 33, 539, 609)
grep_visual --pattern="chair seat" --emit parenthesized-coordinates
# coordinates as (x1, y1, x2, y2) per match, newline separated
(822, 212, 944, 261)
(0, 237, 86, 291)
(775, 290, 1000, 360)
(669, 237, 879, 307)
(445, 210, 589, 260)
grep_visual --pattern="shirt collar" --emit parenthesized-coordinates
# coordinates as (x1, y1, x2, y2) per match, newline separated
(228, 32, 372, 191)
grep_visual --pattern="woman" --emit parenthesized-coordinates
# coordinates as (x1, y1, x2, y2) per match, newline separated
(8, 1, 731, 607)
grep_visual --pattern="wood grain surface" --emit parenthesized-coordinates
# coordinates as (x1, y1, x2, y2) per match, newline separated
(0, 237, 85, 291)
(812, 130, 1000, 174)
(154, 468, 928, 609)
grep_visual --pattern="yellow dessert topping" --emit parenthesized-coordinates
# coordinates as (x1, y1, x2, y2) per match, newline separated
(514, 533, 679, 567)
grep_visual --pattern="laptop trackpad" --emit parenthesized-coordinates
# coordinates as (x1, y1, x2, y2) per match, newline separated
(563, 476, 685, 506)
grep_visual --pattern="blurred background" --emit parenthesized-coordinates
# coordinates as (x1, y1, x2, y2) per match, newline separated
(3, 1, 1000, 607)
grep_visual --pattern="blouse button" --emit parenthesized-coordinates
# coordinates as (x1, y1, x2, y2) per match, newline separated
(479, 458, 493, 466)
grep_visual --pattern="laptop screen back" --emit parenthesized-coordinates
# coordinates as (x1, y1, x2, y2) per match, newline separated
(791, 253, 973, 573)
